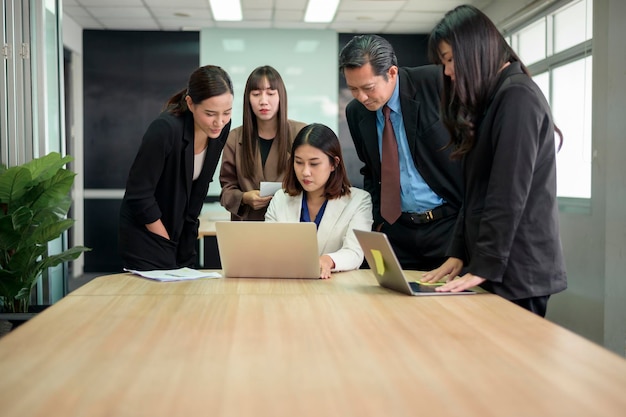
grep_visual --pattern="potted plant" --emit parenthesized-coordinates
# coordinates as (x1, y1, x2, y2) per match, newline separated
(0, 152, 90, 314)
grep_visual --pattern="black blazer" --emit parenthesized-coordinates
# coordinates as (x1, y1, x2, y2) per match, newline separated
(448, 62, 567, 300)
(345, 65, 463, 226)
(119, 111, 231, 269)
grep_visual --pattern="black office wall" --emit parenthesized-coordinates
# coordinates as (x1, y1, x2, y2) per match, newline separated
(81, 31, 428, 272)
(83, 30, 200, 272)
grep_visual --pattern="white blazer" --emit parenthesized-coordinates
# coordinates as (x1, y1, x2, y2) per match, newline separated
(265, 187, 373, 272)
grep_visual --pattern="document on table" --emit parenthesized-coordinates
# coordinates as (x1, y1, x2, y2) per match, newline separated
(260, 181, 282, 197)
(123, 267, 222, 282)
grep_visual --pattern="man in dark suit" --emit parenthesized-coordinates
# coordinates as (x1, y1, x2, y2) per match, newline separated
(340, 34, 463, 270)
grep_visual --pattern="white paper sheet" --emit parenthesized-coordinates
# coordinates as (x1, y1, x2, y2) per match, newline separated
(123, 267, 222, 282)
(260, 181, 282, 197)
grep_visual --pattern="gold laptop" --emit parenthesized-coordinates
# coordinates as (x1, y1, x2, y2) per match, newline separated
(215, 221, 320, 279)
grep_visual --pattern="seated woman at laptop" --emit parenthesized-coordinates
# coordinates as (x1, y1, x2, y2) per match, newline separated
(265, 123, 373, 279)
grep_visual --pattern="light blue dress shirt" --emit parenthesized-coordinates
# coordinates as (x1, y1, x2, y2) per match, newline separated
(376, 78, 444, 213)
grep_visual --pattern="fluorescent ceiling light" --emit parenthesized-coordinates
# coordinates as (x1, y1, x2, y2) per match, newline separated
(209, 0, 242, 21)
(304, 0, 340, 23)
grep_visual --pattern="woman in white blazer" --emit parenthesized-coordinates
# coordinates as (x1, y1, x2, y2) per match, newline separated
(265, 123, 373, 278)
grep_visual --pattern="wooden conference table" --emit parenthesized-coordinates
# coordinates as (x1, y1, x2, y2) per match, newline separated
(0, 270, 625, 417)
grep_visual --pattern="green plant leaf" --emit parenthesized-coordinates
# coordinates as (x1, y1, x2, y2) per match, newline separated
(0, 270, 28, 301)
(0, 166, 33, 204)
(11, 205, 35, 226)
(27, 170, 75, 213)
(22, 152, 73, 184)
(0, 215, 23, 254)
(29, 203, 68, 226)
(0, 152, 88, 313)
(7, 244, 48, 275)
(40, 246, 91, 270)
(29, 218, 75, 245)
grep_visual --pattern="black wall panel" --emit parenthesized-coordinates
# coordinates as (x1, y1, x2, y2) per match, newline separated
(83, 30, 200, 189)
(83, 31, 199, 272)
(83, 199, 124, 272)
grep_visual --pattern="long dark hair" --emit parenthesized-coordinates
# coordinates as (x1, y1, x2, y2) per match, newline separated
(283, 124, 351, 199)
(164, 65, 233, 116)
(240, 66, 290, 179)
(428, 5, 562, 158)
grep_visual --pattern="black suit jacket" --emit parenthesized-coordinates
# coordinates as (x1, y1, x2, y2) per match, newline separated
(448, 62, 567, 299)
(345, 65, 463, 227)
(119, 111, 231, 269)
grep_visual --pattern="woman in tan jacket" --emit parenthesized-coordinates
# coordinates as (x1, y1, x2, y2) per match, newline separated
(219, 65, 306, 221)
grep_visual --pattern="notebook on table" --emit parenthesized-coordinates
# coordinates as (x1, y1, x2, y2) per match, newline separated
(215, 221, 320, 279)
(354, 229, 476, 296)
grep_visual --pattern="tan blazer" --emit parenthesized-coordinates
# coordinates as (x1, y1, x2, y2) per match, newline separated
(219, 120, 307, 221)
(265, 187, 373, 272)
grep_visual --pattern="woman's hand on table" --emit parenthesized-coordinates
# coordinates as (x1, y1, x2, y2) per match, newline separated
(421, 257, 463, 283)
(319, 255, 335, 279)
(435, 273, 486, 293)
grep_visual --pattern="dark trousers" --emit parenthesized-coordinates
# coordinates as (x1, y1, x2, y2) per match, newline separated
(379, 213, 457, 271)
(510, 296, 551, 318)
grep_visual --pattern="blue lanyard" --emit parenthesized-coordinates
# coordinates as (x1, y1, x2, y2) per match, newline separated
(300, 195, 328, 229)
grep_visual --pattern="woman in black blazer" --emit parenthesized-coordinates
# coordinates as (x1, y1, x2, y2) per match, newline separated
(421, 5, 567, 316)
(119, 65, 233, 270)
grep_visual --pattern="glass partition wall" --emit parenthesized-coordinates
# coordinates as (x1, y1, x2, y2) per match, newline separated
(1, 0, 67, 306)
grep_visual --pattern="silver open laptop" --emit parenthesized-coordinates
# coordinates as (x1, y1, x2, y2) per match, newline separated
(354, 229, 476, 296)
(215, 221, 320, 279)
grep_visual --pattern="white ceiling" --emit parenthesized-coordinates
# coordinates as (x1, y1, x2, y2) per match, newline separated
(62, 0, 540, 34)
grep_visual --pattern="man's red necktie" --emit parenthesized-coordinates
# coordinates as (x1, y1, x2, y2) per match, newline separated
(380, 105, 401, 224)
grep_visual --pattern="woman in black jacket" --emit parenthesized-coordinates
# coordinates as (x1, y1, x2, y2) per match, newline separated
(119, 65, 233, 270)
(421, 5, 567, 317)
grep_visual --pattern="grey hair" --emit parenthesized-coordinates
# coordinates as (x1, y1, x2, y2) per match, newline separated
(339, 34, 398, 80)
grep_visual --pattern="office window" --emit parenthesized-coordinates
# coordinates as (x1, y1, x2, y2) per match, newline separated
(507, 0, 593, 200)
(554, 0, 593, 53)
(532, 72, 550, 99)
(551, 57, 593, 198)
(516, 20, 546, 66)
